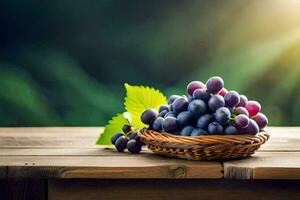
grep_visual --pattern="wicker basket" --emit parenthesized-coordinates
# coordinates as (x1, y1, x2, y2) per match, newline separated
(138, 128, 270, 160)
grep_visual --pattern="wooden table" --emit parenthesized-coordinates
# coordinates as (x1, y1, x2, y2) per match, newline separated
(0, 127, 299, 200)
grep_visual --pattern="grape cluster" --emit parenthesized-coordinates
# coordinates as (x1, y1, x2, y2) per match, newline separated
(111, 124, 143, 154)
(141, 76, 268, 136)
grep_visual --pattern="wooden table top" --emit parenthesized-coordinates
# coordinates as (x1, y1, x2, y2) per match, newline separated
(0, 127, 299, 180)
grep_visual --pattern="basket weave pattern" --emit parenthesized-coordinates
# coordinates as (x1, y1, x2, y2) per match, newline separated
(139, 128, 270, 160)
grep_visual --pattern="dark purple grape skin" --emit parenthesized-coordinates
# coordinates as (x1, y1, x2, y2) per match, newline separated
(188, 99, 207, 117)
(197, 114, 213, 129)
(165, 111, 177, 118)
(152, 117, 164, 131)
(237, 95, 248, 107)
(111, 132, 124, 145)
(177, 111, 194, 128)
(187, 81, 206, 96)
(159, 105, 169, 113)
(240, 119, 259, 135)
(253, 113, 268, 130)
(224, 91, 240, 108)
(224, 126, 239, 135)
(215, 107, 231, 125)
(172, 97, 189, 113)
(191, 128, 208, 136)
(159, 110, 168, 117)
(180, 126, 195, 136)
(193, 89, 210, 102)
(206, 76, 224, 94)
(141, 109, 158, 125)
(168, 95, 181, 104)
(234, 107, 249, 116)
(208, 94, 225, 111)
(234, 114, 249, 128)
(187, 95, 194, 103)
(122, 125, 131, 133)
(115, 136, 128, 152)
(208, 121, 223, 134)
(126, 139, 142, 154)
(162, 116, 178, 133)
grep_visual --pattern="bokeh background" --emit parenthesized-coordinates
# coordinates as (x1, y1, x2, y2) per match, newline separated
(0, 0, 299, 126)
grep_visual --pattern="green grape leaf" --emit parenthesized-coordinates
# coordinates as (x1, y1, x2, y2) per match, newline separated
(96, 113, 129, 145)
(124, 83, 167, 128)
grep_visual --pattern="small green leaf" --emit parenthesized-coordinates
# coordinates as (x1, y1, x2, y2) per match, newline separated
(96, 113, 129, 145)
(124, 83, 167, 128)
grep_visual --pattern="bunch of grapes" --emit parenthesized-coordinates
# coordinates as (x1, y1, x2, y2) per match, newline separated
(141, 76, 268, 136)
(111, 125, 143, 154)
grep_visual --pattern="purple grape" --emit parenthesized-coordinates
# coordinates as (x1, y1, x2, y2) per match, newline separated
(115, 136, 128, 152)
(180, 126, 195, 136)
(215, 107, 231, 125)
(188, 99, 207, 117)
(197, 114, 213, 129)
(234, 107, 249, 116)
(165, 111, 177, 118)
(187, 95, 194, 103)
(159, 105, 169, 113)
(218, 88, 228, 97)
(126, 139, 142, 154)
(240, 119, 259, 135)
(234, 114, 250, 128)
(111, 132, 124, 145)
(237, 95, 248, 107)
(177, 111, 194, 128)
(208, 121, 224, 134)
(245, 101, 261, 117)
(208, 94, 225, 111)
(224, 126, 238, 135)
(191, 128, 208, 136)
(187, 81, 206, 96)
(206, 76, 224, 94)
(162, 116, 178, 133)
(159, 110, 168, 117)
(141, 109, 158, 125)
(224, 90, 240, 108)
(122, 125, 131, 133)
(193, 89, 210, 102)
(168, 95, 181, 104)
(253, 113, 268, 130)
(172, 97, 189, 113)
(152, 117, 164, 131)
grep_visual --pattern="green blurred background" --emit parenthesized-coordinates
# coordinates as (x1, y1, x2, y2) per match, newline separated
(0, 0, 299, 126)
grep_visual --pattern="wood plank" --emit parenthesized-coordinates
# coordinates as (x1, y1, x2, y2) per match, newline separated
(1, 155, 222, 179)
(224, 152, 300, 180)
(48, 179, 300, 200)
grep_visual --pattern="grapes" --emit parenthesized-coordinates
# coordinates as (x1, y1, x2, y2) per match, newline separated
(206, 76, 224, 94)
(159, 105, 169, 113)
(237, 95, 248, 107)
(193, 89, 210, 102)
(177, 111, 194, 128)
(187, 81, 206, 96)
(245, 101, 261, 117)
(187, 95, 194, 103)
(122, 125, 131, 133)
(224, 126, 238, 135)
(234, 114, 249, 128)
(168, 95, 181, 104)
(141, 109, 158, 125)
(215, 107, 231, 125)
(208, 94, 225, 111)
(191, 128, 208, 136)
(253, 113, 268, 130)
(115, 136, 128, 152)
(218, 88, 228, 97)
(240, 119, 259, 135)
(188, 99, 207, 117)
(208, 121, 223, 134)
(197, 114, 213, 129)
(172, 97, 189, 113)
(111, 132, 124, 145)
(126, 139, 142, 154)
(180, 126, 195, 136)
(224, 91, 240, 108)
(234, 107, 249, 116)
(165, 111, 177, 118)
(162, 116, 178, 133)
(159, 110, 168, 117)
(152, 117, 164, 131)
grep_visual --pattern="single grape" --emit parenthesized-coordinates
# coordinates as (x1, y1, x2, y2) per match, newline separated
(187, 81, 206, 96)
(240, 119, 259, 135)
(122, 125, 131, 133)
(224, 126, 239, 135)
(180, 126, 195, 136)
(115, 136, 128, 152)
(253, 113, 268, 130)
(188, 99, 207, 117)
(215, 107, 231, 125)
(159, 110, 168, 117)
(177, 111, 194, 128)
(164, 111, 177, 118)
(208, 121, 224, 134)
(159, 105, 169, 113)
(245, 101, 261, 117)
(193, 89, 210, 102)
(191, 128, 208, 136)
(237, 95, 248, 107)
(234, 107, 249, 116)
(234, 114, 250, 128)
(172, 97, 189, 113)
(111, 132, 124, 145)
(218, 88, 228, 97)
(126, 139, 142, 154)
(197, 114, 213, 129)
(206, 76, 224, 94)
(152, 117, 164, 131)
(141, 109, 158, 125)
(224, 90, 240, 108)
(208, 94, 225, 111)
(168, 95, 181, 104)
(162, 116, 178, 133)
